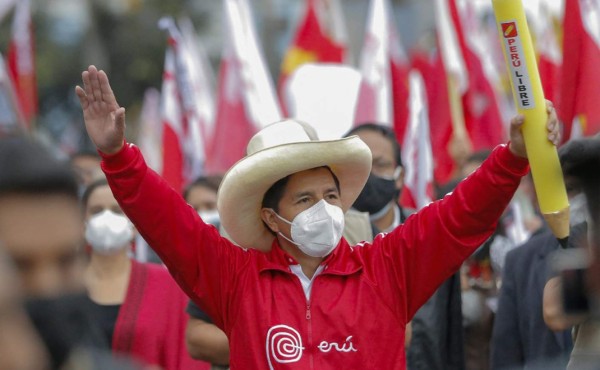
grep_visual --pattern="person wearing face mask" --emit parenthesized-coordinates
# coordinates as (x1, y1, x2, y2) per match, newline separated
(182, 176, 231, 370)
(346, 123, 464, 370)
(183, 172, 374, 369)
(82, 179, 210, 370)
(76, 65, 561, 369)
(345, 123, 409, 234)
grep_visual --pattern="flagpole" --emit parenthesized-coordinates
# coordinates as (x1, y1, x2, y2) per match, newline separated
(433, 0, 473, 172)
(491, 0, 570, 246)
(446, 73, 472, 169)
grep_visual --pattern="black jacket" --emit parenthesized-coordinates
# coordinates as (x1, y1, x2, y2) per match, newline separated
(491, 228, 572, 370)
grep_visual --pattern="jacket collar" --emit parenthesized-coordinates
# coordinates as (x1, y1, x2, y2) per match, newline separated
(257, 237, 363, 276)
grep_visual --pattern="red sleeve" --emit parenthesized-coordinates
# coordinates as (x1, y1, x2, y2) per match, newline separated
(365, 144, 529, 321)
(100, 143, 250, 329)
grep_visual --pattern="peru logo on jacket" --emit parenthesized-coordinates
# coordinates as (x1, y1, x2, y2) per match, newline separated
(266, 324, 357, 369)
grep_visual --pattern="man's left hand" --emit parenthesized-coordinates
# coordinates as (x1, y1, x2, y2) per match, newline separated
(509, 100, 560, 158)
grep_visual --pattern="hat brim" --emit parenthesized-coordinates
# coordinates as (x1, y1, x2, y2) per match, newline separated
(217, 136, 372, 251)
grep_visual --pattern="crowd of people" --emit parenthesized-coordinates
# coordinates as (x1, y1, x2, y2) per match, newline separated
(0, 63, 599, 370)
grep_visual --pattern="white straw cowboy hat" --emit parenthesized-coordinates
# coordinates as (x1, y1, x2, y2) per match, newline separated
(217, 119, 372, 251)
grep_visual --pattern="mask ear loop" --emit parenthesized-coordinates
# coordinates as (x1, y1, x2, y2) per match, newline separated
(379, 166, 403, 181)
(272, 210, 293, 225)
(269, 210, 300, 246)
(393, 166, 403, 180)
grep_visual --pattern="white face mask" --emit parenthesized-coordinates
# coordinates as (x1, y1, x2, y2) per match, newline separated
(198, 209, 220, 227)
(85, 210, 134, 255)
(274, 199, 345, 258)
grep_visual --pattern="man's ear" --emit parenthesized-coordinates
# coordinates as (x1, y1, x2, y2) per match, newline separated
(261, 208, 280, 233)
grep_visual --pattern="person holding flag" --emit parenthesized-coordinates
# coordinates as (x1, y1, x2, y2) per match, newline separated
(76, 64, 560, 369)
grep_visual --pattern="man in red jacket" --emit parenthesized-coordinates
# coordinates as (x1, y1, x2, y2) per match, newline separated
(76, 65, 560, 369)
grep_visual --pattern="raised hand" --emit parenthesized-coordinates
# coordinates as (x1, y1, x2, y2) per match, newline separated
(75, 65, 125, 155)
(509, 100, 560, 158)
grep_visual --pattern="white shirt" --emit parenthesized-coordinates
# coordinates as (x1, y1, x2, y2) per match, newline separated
(289, 264, 325, 300)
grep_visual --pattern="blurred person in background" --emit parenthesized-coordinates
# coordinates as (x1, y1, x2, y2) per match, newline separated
(345, 123, 410, 234)
(70, 150, 103, 195)
(82, 178, 210, 370)
(444, 150, 509, 370)
(346, 123, 463, 367)
(183, 176, 230, 369)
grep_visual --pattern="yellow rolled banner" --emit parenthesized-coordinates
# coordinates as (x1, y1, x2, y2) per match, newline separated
(491, 0, 570, 243)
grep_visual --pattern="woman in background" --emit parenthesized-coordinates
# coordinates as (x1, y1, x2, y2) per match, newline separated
(82, 178, 209, 370)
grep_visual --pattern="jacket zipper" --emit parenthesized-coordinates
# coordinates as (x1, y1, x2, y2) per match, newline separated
(306, 294, 314, 369)
(290, 268, 319, 369)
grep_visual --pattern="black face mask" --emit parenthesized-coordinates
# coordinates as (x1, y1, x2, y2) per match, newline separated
(25, 293, 108, 369)
(353, 173, 397, 215)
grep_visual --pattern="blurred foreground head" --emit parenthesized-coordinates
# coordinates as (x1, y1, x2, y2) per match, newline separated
(559, 136, 600, 315)
(0, 136, 85, 297)
(0, 249, 50, 370)
(559, 137, 600, 247)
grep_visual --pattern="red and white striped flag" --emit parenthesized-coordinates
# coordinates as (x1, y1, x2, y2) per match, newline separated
(558, 0, 600, 140)
(354, 0, 410, 145)
(449, 0, 506, 150)
(159, 47, 186, 192)
(432, 0, 471, 185)
(0, 52, 25, 134)
(399, 71, 434, 210)
(157, 17, 214, 191)
(411, 45, 455, 186)
(7, 0, 36, 128)
(279, 0, 347, 114)
(178, 17, 216, 149)
(206, 0, 282, 174)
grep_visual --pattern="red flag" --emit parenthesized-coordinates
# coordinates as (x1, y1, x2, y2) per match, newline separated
(354, 0, 410, 145)
(279, 0, 346, 114)
(558, 0, 600, 140)
(158, 18, 215, 191)
(159, 49, 185, 192)
(411, 46, 455, 185)
(206, 0, 282, 174)
(399, 71, 434, 210)
(7, 0, 36, 127)
(449, 0, 506, 150)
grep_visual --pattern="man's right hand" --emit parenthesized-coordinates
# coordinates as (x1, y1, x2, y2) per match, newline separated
(75, 65, 125, 155)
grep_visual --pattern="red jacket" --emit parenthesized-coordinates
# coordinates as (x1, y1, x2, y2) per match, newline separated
(112, 261, 210, 370)
(102, 143, 528, 370)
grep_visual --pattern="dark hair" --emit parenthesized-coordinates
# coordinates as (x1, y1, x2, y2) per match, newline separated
(0, 136, 78, 200)
(559, 137, 600, 246)
(80, 178, 109, 210)
(465, 150, 492, 166)
(69, 150, 101, 162)
(183, 175, 223, 201)
(345, 123, 402, 167)
(261, 166, 340, 213)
